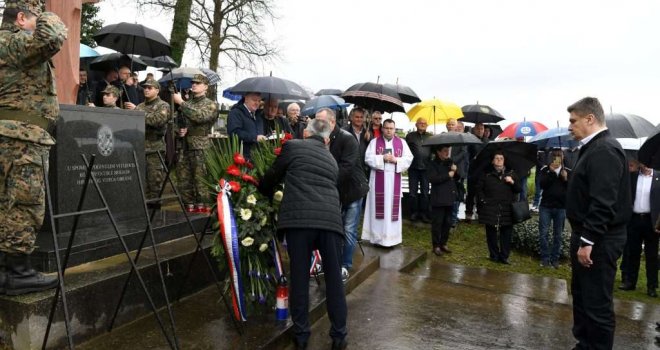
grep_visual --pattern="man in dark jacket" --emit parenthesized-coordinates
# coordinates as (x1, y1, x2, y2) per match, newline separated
(258, 98, 293, 136)
(566, 97, 631, 350)
(619, 161, 660, 297)
(344, 107, 370, 177)
(465, 122, 489, 222)
(537, 149, 570, 268)
(316, 108, 369, 282)
(258, 118, 347, 350)
(227, 92, 266, 159)
(405, 118, 433, 222)
(427, 145, 459, 256)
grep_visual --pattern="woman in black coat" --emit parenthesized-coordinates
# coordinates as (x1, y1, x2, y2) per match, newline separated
(476, 151, 522, 264)
(426, 145, 459, 256)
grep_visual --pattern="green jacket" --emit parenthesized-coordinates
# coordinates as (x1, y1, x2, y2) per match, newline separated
(0, 12, 67, 142)
(180, 94, 218, 150)
(137, 96, 170, 140)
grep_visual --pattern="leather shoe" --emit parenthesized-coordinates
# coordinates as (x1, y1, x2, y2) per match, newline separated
(440, 245, 452, 253)
(421, 215, 432, 224)
(499, 258, 510, 265)
(648, 288, 658, 298)
(332, 338, 348, 350)
(433, 247, 443, 256)
(618, 283, 635, 291)
(410, 213, 419, 222)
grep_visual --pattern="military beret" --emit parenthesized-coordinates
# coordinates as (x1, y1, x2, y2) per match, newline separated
(191, 74, 209, 85)
(4, 0, 44, 16)
(102, 85, 120, 97)
(141, 78, 160, 89)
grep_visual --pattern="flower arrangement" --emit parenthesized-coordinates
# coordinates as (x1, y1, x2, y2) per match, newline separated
(205, 134, 290, 320)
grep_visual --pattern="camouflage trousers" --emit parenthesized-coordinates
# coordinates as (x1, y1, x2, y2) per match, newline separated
(145, 140, 166, 199)
(176, 148, 209, 205)
(0, 136, 50, 254)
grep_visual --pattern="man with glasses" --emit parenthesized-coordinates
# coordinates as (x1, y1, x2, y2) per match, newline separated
(363, 119, 413, 247)
(135, 79, 170, 201)
(0, 0, 67, 295)
(172, 74, 219, 213)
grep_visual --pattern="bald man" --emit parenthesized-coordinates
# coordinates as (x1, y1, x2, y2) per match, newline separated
(405, 118, 433, 222)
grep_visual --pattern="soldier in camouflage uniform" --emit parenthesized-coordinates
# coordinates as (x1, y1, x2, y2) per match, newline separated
(135, 79, 170, 200)
(172, 74, 218, 213)
(0, 0, 67, 296)
(100, 85, 120, 109)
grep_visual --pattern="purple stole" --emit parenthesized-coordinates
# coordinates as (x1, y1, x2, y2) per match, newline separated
(375, 136, 403, 221)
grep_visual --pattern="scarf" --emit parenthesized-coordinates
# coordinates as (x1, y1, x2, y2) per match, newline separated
(375, 136, 403, 221)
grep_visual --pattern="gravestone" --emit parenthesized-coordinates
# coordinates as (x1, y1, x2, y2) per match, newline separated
(33, 105, 208, 272)
(52, 104, 146, 228)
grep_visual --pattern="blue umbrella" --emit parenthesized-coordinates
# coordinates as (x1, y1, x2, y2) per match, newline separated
(301, 95, 350, 116)
(528, 127, 578, 149)
(222, 87, 242, 101)
(80, 43, 99, 58)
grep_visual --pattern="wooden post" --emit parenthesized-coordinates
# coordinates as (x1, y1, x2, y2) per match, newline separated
(45, 0, 99, 105)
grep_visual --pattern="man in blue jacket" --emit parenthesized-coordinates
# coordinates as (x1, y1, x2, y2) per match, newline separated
(227, 92, 266, 159)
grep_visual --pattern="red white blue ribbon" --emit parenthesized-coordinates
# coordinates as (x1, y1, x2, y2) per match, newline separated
(309, 250, 322, 275)
(272, 238, 285, 280)
(217, 179, 247, 322)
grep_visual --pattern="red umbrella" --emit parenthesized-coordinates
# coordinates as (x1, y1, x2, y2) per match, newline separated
(497, 121, 548, 139)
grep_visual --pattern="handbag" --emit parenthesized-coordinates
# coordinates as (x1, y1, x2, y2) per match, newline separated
(511, 201, 531, 224)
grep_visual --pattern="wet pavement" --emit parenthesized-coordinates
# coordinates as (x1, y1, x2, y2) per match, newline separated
(78, 244, 660, 350)
(302, 257, 660, 350)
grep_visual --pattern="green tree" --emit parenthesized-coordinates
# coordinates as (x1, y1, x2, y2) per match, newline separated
(81, 2, 103, 47)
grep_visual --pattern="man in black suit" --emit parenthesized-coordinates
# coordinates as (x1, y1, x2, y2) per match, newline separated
(566, 97, 632, 350)
(619, 161, 660, 296)
(258, 118, 348, 350)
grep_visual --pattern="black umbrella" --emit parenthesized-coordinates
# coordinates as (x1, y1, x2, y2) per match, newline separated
(423, 132, 483, 147)
(315, 88, 343, 96)
(460, 104, 505, 124)
(605, 113, 656, 138)
(89, 53, 147, 72)
(94, 22, 171, 58)
(341, 82, 405, 113)
(469, 140, 538, 179)
(383, 83, 421, 104)
(229, 75, 312, 100)
(638, 131, 660, 168)
(140, 55, 178, 69)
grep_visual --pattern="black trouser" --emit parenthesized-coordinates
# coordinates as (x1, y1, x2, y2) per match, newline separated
(624, 214, 658, 289)
(286, 228, 347, 345)
(408, 168, 429, 218)
(465, 178, 478, 215)
(485, 224, 512, 261)
(570, 233, 625, 350)
(431, 206, 452, 247)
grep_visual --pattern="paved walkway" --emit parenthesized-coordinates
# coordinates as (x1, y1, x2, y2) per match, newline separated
(79, 245, 660, 349)
(300, 256, 660, 350)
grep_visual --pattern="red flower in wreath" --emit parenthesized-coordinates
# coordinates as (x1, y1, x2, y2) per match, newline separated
(228, 180, 241, 193)
(280, 133, 293, 145)
(274, 147, 282, 156)
(242, 174, 258, 185)
(245, 161, 254, 169)
(227, 164, 241, 177)
(233, 153, 246, 166)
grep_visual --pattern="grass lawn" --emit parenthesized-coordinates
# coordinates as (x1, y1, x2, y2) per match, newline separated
(401, 220, 660, 305)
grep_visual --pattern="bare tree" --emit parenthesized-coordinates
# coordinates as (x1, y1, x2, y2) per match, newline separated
(138, 0, 279, 73)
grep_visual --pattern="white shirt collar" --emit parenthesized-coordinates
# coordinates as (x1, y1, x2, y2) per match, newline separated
(579, 128, 608, 148)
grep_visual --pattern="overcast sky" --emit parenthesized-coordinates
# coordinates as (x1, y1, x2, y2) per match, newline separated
(97, 0, 660, 130)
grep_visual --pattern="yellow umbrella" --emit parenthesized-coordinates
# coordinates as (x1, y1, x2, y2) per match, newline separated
(407, 98, 464, 132)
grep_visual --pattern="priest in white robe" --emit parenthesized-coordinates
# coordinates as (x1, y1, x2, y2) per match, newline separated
(362, 119, 414, 247)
